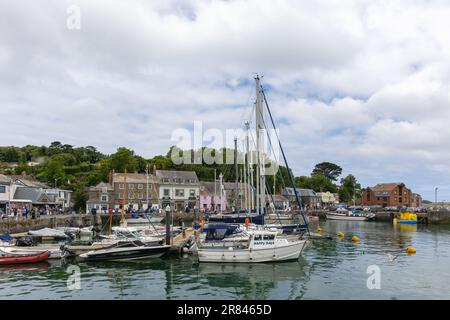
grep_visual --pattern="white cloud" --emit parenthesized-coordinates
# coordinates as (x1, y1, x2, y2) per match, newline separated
(1, 0, 450, 199)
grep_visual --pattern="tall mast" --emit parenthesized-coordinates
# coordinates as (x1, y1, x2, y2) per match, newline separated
(214, 169, 217, 212)
(234, 137, 239, 212)
(242, 138, 248, 212)
(255, 75, 265, 215)
(146, 164, 149, 211)
(121, 168, 127, 225)
(219, 173, 223, 214)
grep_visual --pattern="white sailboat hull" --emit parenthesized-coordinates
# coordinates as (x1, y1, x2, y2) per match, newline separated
(326, 213, 367, 221)
(197, 240, 307, 263)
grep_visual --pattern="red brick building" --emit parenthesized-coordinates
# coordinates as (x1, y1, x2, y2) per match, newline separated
(412, 193, 422, 208)
(362, 183, 413, 207)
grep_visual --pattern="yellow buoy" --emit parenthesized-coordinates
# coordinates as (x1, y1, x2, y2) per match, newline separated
(406, 246, 416, 254)
(351, 235, 360, 242)
(337, 232, 345, 238)
(316, 227, 322, 233)
(393, 218, 398, 225)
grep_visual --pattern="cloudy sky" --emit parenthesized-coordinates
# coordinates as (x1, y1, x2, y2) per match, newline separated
(1, 0, 450, 200)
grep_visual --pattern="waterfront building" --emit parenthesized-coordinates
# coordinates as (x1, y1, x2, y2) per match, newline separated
(362, 183, 413, 207)
(282, 187, 321, 209)
(0, 174, 11, 214)
(199, 181, 227, 213)
(86, 182, 115, 213)
(0, 174, 72, 213)
(413, 193, 423, 208)
(156, 170, 200, 212)
(112, 172, 159, 211)
(265, 194, 290, 210)
(317, 191, 339, 206)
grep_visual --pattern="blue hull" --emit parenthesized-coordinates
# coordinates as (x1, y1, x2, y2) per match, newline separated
(397, 220, 417, 224)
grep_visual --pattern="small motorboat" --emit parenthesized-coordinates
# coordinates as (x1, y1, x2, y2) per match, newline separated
(28, 227, 70, 239)
(326, 210, 375, 221)
(0, 251, 50, 265)
(79, 240, 170, 262)
(0, 246, 67, 259)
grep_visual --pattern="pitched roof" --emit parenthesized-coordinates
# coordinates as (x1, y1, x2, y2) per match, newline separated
(13, 187, 57, 203)
(88, 182, 114, 192)
(282, 187, 318, 197)
(370, 183, 405, 192)
(113, 173, 157, 184)
(155, 170, 199, 183)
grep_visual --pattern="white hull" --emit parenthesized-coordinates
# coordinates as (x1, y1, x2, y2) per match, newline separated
(198, 240, 307, 263)
(326, 213, 367, 221)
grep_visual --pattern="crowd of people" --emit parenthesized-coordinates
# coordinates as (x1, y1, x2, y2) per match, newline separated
(0, 205, 66, 220)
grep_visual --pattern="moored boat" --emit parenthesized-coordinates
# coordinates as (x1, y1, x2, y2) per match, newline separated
(326, 211, 375, 221)
(79, 240, 170, 262)
(197, 229, 308, 263)
(0, 251, 50, 265)
(0, 246, 67, 259)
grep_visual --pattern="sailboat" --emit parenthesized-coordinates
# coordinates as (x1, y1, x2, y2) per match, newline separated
(197, 75, 310, 263)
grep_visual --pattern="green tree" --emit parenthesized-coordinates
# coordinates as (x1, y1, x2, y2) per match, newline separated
(109, 147, 137, 172)
(312, 162, 342, 181)
(339, 174, 361, 204)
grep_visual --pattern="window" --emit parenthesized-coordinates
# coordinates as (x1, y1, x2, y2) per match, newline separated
(163, 189, 170, 197)
(0, 186, 5, 193)
(129, 184, 135, 189)
(254, 235, 262, 241)
(162, 178, 169, 183)
(101, 195, 108, 202)
(129, 193, 135, 199)
(148, 183, 153, 190)
(175, 189, 184, 197)
(117, 193, 123, 199)
(138, 193, 143, 199)
(102, 187, 108, 194)
(119, 183, 124, 190)
(190, 189, 196, 197)
(383, 197, 388, 201)
(138, 184, 143, 189)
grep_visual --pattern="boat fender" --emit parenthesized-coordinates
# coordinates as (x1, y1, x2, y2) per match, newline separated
(393, 218, 398, 225)
(406, 246, 416, 254)
(337, 232, 345, 238)
(316, 227, 322, 233)
(351, 236, 360, 242)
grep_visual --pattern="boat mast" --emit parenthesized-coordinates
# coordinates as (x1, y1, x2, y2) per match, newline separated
(242, 139, 248, 212)
(146, 164, 149, 211)
(255, 75, 265, 215)
(234, 137, 239, 212)
(121, 168, 127, 225)
(245, 121, 251, 212)
(219, 172, 223, 214)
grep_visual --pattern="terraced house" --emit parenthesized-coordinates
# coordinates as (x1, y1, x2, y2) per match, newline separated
(362, 183, 415, 208)
(113, 172, 159, 211)
(156, 170, 200, 212)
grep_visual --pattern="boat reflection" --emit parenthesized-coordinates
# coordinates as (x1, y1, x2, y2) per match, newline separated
(196, 260, 310, 299)
(0, 261, 50, 272)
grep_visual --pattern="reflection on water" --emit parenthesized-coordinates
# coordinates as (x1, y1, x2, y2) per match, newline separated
(1, 221, 450, 299)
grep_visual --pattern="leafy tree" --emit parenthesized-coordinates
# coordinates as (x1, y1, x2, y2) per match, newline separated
(312, 162, 342, 181)
(339, 174, 361, 204)
(109, 147, 137, 173)
(14, 162, 31, 175)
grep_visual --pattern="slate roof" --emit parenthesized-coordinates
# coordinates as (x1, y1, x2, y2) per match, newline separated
(156, 170, 199, 184)
(282, 187, 318, 197)
(13, 187, 57, 204)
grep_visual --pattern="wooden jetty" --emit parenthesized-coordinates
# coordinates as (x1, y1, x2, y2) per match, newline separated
(169, 227, 195, 253)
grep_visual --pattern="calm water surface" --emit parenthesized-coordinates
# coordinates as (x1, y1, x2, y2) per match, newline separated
(2, 220, 450, 299)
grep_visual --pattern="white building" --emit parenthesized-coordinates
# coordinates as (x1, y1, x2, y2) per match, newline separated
(156, 170, 200, 212)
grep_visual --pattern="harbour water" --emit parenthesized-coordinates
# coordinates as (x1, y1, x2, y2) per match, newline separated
(1, 220, 450, 300)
